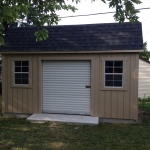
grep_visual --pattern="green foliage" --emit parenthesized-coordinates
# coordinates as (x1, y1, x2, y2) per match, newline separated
(109, 0, 141, 23)
(0, 0, 79, 45)
(0, 0, 142, 45)
(139, 42, 150, 60)
(139, 97, 150, 111)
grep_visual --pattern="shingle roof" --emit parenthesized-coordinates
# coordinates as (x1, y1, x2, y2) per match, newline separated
(0, 22, 143, 52)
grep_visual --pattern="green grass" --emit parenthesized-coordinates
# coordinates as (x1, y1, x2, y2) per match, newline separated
(1, 96, 150, 150)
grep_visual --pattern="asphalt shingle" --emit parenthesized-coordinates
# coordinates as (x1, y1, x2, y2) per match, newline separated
(0, 22, 143, 52)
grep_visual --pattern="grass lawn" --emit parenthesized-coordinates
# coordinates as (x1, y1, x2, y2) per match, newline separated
(1, 97, 150, 150)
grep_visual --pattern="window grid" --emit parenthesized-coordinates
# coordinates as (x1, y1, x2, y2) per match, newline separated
(104, 61, 123, 87)
(14, 61, 29, 85)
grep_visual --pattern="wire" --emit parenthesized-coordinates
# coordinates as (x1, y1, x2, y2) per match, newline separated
(59, 7, 150, 18)
(144, 29, 150, 38)
(142, 16, 150, 22)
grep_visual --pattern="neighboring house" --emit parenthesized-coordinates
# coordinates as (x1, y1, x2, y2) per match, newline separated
(138, 57, 150, 98)
(0, 22, 143, 122)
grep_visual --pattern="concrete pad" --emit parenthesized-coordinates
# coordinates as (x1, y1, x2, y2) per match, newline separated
(27, 114, 99, 125)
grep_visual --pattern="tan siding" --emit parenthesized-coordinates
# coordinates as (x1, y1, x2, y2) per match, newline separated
(22, 88, 28, 113)
(2, 55, 6, 113)
(17, 88, 22, 113)
(32, 55, 38, 113)
(2, 53, 138, 121)
(134, 53, 139, 121)
(27, 88, 33, 113)
(105, 91, 112, 118)
(8, 56, 13, 112)
(111, 91, 118, 118)
(130, 54, 137, 120)
(92, 54, 99, 116)
(99, 54, 105, 117)
(117, 54, 124, 119)
(123, 54, 130, 119)
(117, 91, 124, 118)
(12, 88, 18, 113)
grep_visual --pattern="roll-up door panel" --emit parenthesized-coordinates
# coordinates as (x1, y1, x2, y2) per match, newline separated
(42, 60, 91, 115)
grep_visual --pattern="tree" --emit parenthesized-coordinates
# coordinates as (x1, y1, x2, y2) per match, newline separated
(0, 0, 142, 45)
(139, 42, 150, 60)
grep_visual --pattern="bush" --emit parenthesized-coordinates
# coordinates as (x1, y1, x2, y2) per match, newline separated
(139, 97, 150, 111)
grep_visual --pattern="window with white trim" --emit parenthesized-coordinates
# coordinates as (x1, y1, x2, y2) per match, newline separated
(14, 61, 29, 84)
(105, 61, 123, 87)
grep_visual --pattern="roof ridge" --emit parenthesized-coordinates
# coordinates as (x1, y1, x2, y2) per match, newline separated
(7, 22, 142, 29)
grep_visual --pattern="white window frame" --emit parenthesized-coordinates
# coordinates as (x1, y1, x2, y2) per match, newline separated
(14, 61, 29, 85)
(100, 57, 128, 91)
(104, 60, 123, 88)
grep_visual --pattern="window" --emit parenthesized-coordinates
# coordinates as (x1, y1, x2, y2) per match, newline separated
(14, 61, 29, 85)
(105, 61, 123, 87)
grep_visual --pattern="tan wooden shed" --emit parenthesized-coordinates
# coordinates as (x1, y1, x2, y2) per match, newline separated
(0, 22, 143, 122)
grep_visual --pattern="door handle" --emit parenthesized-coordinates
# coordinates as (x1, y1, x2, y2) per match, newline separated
(85, 85, 91, 88)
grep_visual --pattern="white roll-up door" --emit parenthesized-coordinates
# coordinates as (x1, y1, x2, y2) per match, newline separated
(42, 60, 91, 115)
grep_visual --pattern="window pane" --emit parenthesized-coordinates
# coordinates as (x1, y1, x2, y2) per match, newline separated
(15, 67, 21, 72)
(114, 61, 123, 67)
(22, 79, 28, 84)
(22, 73, 28, 78)
(114, 81, 122, 87)
(105, 68, 113, 73)
(15, 79, 21, 84)
(114, 68, 123, 73)
(22, 61, 29, 66)
(22, 67, 29, 72)
(15, 73, 21, 79)
(105, 61, 113, 67)
(105, 81, 113, 86)
(114, 75, 122, 80)
(105, 75, 113, 80)
(15, 61, 21, 66)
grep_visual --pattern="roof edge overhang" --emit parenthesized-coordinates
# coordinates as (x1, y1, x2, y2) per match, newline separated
(139, 57, 150, 64)
(0, 49, 143, 54)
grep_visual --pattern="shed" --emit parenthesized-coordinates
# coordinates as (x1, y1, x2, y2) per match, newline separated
(138, 57, 150, 98)
(0, 22, 143, 122)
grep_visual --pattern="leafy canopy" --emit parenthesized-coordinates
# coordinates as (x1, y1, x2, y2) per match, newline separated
(0, 0, 142, 44)
(140, 42, 150, 60)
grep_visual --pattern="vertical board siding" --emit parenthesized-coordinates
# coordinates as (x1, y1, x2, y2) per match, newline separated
(27, 88, 33, 113)
(99, 54, 105, 117)
(123, 53, 130, 119)
(12, 88, 17, 113)
(98, 53, 138, 121)
(134, 53, 139, 121)
(130, 54, 136, 119)
(111, 91, 118, 118)
(32, 54, 38, 113)
(2, 55, 6, 113)
(8, 57, 13, 112)
(2, 53, 138, 121)
(93, 54, 99, 116)
(117, 91, 124, 119)
(22, 89, 28, 113)
(105, 91, 112, 118)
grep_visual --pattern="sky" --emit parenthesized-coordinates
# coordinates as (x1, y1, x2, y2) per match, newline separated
(56, 0, 150, 50)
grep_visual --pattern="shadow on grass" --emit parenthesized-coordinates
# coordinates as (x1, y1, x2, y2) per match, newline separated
(1, 96, 150, 149)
